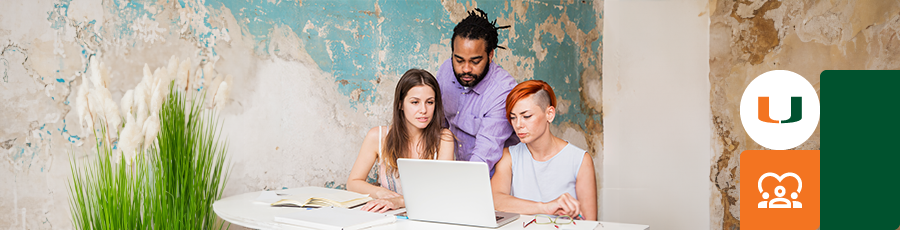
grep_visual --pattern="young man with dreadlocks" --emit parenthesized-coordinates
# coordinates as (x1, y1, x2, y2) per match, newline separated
(438, 8, 518, 177)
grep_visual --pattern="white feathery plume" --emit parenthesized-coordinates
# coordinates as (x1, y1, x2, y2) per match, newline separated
(167, 55, 179, 77)
(132, 84, 149, 122)
(176, 59, 190, 90)
(188, 63, 202, 91)
(202, 63, 214, 89)
(208, 72, 223, 107)
(87, 87, 109, 130)
(134, 80, 149, 130)
(82, 108, 94, 136)
(142, 63, 153, 89)
(116, 113, 134, 163)
(153, 85, 170, 117)
(213, 81, 229, 112)
(149, 83, 163, 116)
(103, 96, 122, 133)
(153, 66, 171, 93)
(148, 68, 163, 99)
(136, 98, 149, 133)
(89, 56, 104, 88)
(76, 75, 91, 132)
(218, 74, 233, 111)
(152, 67, 164, 85)
(78, 56, 232, 161)
(98, 61, 111, 89)
(89, 86, 114, 144)
(149, 66, 167, 116)
(142, 115, 160, 151)
(136, 68, 149, 99)
(91, 85, 112, 104)
(160, 74, 172, 94)
(134, 82, 148, 113)
(86, 58, 114, 137)
(118, 113, 143, 165)
(120, 90, 134, 116)
(201, 64, 215, 106)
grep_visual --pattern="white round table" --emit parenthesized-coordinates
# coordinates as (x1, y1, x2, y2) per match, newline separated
(213, 186, 649, 230)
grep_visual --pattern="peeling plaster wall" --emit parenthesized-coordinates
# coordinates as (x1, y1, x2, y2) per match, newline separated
(602, 0, 710, 229)
(709, 0, 900, 229)
(0, 0, 602, 228)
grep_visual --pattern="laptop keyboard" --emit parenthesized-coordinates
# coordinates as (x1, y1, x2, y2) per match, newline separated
(495, 215, 504, 221)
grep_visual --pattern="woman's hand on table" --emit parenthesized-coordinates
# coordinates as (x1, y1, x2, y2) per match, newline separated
(540, 193, 582, 218)
(375, 190, 401, 199)
(360, 198, 401, 213)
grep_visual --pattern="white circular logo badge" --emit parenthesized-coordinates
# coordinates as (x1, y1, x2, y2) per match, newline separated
(740, 70, 820, 150)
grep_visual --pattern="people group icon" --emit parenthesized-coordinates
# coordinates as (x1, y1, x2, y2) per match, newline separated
(757, 172, 802, 208)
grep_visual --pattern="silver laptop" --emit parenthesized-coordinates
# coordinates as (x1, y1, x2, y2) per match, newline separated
(397, 158, 520, 228)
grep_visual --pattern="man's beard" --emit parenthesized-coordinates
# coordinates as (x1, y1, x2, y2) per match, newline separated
(454, 62, 490, 87)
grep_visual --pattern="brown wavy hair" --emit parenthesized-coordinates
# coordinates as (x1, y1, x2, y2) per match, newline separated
(382, 69, 447, 176)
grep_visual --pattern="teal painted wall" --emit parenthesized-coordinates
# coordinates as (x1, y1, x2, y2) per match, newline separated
(199, 0, 601, 128)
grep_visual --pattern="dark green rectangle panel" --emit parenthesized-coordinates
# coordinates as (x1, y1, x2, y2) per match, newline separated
(821, 70, 900, 229)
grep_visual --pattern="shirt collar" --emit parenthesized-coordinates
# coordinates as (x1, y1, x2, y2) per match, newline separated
(468, 62, 496, 95)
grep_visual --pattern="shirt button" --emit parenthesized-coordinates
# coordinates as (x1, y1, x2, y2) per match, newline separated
(456, 111, 459, 114)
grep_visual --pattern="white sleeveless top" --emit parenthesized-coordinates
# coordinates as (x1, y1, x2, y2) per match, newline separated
(509, 141, 585, 202)
(376, 126, 437, 195)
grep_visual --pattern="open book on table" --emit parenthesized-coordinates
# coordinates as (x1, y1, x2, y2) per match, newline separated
(272, 196, 373, 208)
(258, 187, 374, 208)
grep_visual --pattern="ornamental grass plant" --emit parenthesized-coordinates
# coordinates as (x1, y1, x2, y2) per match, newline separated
(68, 82, 231, 230)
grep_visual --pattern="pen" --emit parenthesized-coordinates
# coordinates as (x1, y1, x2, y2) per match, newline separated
(396, 211, 408, 219)
(577, 214, 584, 220)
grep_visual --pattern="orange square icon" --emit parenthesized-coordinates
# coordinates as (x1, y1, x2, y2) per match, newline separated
(740, 150, 820, 230)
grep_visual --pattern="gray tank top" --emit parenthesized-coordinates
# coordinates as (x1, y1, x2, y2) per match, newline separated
(509, 141, 585, 202)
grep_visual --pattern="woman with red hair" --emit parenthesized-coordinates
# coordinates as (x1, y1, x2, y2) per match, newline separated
(490, 80, 597, 220)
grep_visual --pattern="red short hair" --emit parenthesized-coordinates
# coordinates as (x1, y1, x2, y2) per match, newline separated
(505, 80, 556, 123)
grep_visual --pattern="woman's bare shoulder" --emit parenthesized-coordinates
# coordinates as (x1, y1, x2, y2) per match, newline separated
(440, 128, 454, 141)
(364, 126, 389, 141)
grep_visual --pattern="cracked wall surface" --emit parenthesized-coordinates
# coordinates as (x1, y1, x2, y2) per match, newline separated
(0, 0, 602, 228)
(709, 0, 900, 229)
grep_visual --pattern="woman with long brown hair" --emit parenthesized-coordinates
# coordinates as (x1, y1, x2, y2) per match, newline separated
(348, 69, 455, 213)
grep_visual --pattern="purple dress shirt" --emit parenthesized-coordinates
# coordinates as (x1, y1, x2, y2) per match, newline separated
(437, 58, 519, 176)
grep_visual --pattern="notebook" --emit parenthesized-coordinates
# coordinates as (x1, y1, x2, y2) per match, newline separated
(271, 196, 373, 208)
(258, 188, 373, 208)
(397, 158, 520, 228)
(274, 207, 396, 230)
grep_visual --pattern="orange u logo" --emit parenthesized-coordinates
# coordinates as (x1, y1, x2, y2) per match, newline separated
(758, 97, 802, 124)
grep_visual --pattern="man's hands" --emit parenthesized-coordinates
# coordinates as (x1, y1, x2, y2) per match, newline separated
(540, 193, 582, 218)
